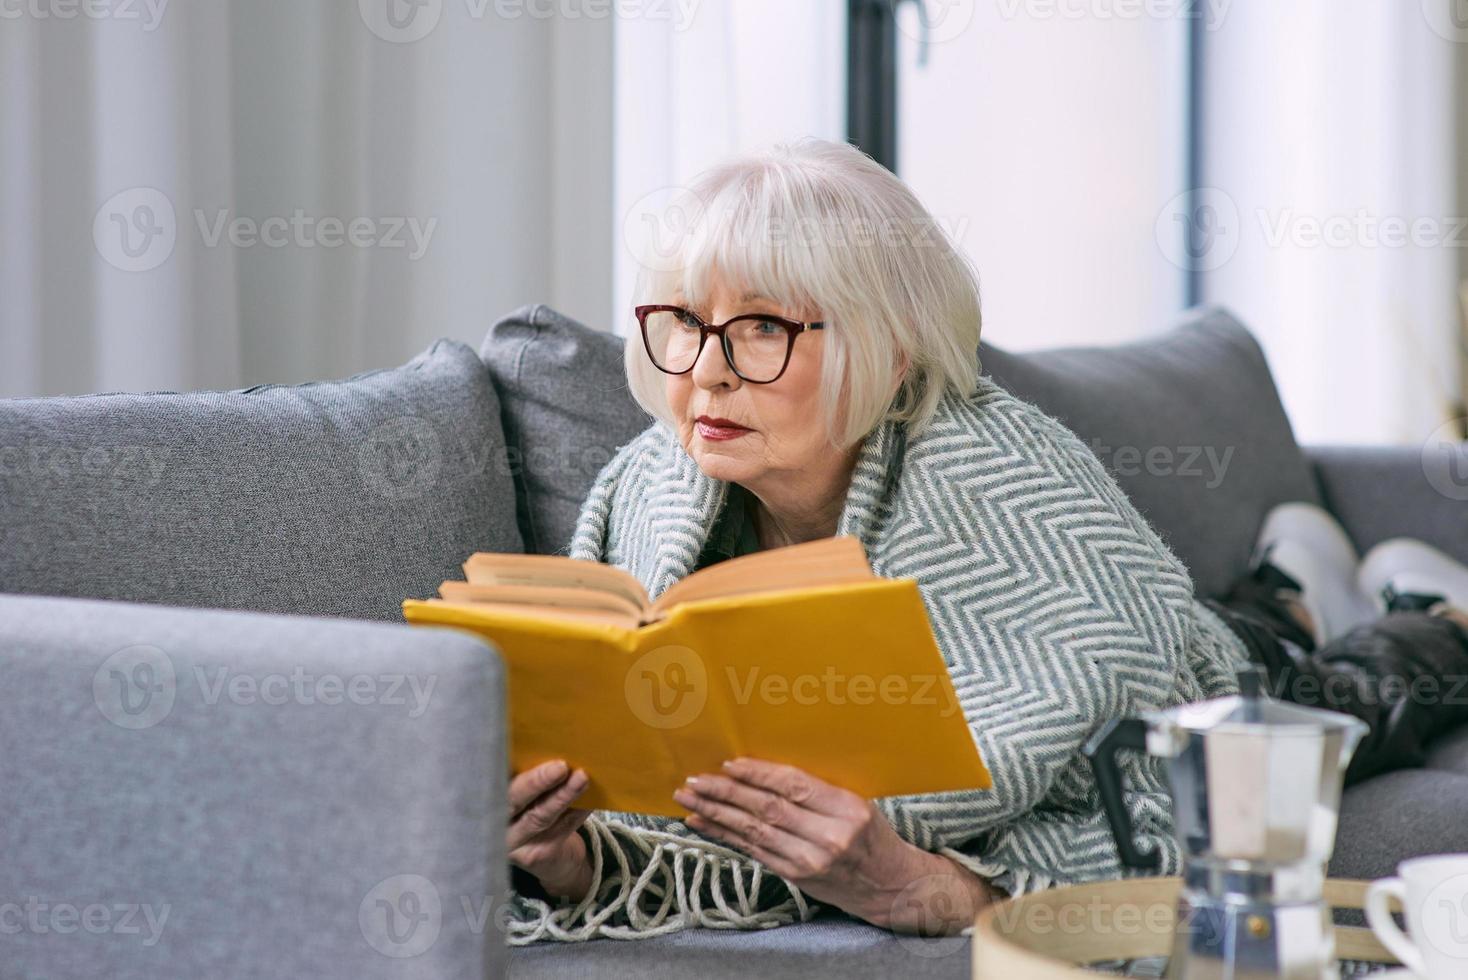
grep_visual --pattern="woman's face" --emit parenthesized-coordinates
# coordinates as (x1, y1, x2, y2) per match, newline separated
(663, 283, 834, 491)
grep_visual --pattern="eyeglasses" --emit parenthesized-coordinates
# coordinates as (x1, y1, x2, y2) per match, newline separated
(634, 304, 825, 385)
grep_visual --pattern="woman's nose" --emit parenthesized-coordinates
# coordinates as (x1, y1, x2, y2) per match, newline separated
(689, 334, 739, 389)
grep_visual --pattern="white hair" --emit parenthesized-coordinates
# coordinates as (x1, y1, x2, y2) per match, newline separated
(624, 137, 982, 447)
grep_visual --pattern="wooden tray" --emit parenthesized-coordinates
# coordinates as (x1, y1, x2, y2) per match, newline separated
(971, 876, 1400, 978)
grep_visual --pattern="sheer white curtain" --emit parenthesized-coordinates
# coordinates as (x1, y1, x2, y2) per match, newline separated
(896, 5, 1190, 352)
(1200, 1, 1461, 445)
(612, 0, 846, 335)
(0, 1, 611, 398)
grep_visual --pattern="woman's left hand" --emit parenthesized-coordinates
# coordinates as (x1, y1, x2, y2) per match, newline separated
(673, 757, 996, 932)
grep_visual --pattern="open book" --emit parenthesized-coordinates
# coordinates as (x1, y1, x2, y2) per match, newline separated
(403, 536, 991, 816)
(441, 536, 876, 628)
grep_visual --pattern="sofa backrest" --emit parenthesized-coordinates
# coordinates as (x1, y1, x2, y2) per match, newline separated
(481, 305, 1319, 598)
(0, 341, 522, 620)
(979, 307, 1319, 597)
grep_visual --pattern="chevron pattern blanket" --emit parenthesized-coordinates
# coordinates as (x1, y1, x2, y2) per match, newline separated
(507, 378, 1250, 944)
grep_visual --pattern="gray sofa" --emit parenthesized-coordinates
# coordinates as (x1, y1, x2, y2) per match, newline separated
(4, 305, 1466, 979)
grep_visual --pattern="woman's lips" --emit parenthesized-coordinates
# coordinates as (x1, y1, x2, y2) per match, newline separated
(695, 416, 752, 441)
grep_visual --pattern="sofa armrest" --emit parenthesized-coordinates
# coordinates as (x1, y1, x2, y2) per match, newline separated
(1308, 445, 1468, 564)
(0, 594, 508, 979)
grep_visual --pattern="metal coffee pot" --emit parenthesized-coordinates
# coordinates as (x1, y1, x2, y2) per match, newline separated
(1084, 669, 1368, 980)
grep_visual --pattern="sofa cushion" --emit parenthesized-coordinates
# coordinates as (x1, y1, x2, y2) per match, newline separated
(480, 304, 651, 554)
(509, 912, 973, 980)
(980, 307, 1321, 598)
(1, 593, 507, 980)
(0, 341, 521, 620)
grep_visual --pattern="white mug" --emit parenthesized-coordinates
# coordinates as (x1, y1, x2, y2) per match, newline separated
(1365, 854, 1468, 979)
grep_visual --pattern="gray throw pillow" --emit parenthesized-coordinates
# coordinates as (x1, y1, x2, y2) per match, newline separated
(980, 306, 1320, 598)
(480, 304, 652, 555)
(0, 341, 522, 620)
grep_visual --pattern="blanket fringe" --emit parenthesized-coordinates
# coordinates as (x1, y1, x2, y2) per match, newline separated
(507, 817, 817, 945)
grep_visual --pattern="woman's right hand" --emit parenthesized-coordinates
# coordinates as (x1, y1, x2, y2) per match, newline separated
(508, 760, 594, 902)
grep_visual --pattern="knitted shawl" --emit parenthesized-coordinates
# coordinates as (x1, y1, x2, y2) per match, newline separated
(507, 378, 1250, 945)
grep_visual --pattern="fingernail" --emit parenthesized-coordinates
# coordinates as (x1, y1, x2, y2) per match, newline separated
(685, 776, 701, 787)
(721, 760, 738, 771)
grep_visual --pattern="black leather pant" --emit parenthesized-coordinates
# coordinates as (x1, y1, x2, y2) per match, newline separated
(1205, 577, 1468, 786)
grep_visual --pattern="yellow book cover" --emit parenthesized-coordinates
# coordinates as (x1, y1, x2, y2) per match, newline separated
(401, 545, 991, 817)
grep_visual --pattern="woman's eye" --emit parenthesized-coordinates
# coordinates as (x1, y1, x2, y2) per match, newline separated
(676, 312, 702, 329)
(753, 320, 784, 336)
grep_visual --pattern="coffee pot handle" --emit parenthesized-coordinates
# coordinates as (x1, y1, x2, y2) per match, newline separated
(1082, 718, 1162, 871)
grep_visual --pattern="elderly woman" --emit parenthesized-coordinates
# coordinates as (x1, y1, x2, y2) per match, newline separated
(500, 139, 1468, 944)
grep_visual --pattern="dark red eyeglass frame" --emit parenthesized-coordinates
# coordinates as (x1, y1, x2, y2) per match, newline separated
(634, 304, 825, 384)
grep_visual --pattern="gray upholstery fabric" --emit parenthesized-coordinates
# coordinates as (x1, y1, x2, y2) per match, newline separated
(979, 306, 1321, 599)
(0, 341, 521, 620)
(509, 913, 973, 980)
(1309, 445, 1468, 567)
(479, 304, 651, 555)
(1331, 767, 1468, 882)
(0, 593, 508, 980)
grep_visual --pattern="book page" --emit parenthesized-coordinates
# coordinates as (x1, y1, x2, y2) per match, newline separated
(462, 553, 651, 611)
(649, 535, 873, 616)
(438, 581, 644, 620)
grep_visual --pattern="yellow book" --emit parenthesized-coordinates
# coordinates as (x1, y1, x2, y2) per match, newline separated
(401, 537, 991, 816)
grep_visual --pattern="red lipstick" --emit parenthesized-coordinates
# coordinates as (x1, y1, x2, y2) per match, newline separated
(695, 416, 752, 441)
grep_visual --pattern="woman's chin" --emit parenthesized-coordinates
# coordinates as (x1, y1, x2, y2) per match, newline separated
(688, 443, 758, 483)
